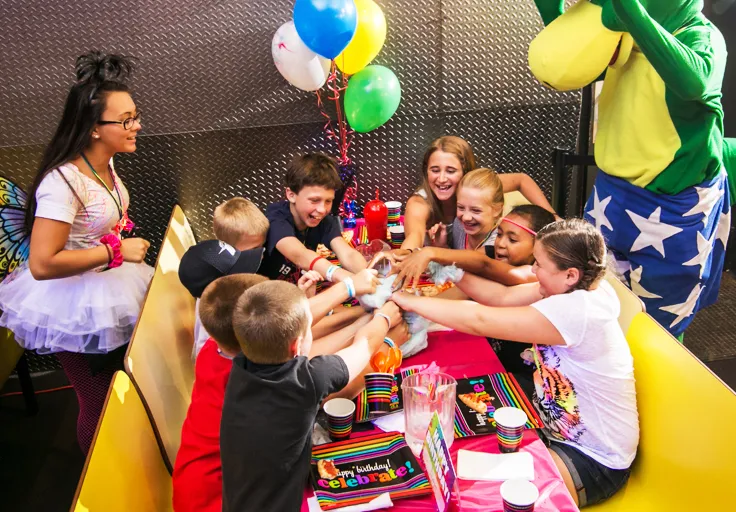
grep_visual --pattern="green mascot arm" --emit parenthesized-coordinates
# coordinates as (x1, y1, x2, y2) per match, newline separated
(724, 138, 736, 204)
(533, 0, 565, 26)
(610, 0, 716, 101)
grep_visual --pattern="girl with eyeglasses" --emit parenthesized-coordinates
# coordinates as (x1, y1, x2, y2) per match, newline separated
(0, 51, 153, 454)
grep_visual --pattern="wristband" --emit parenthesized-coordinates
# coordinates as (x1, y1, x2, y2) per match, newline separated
(309, 256, 323, 271)
(375, 312, 392, 330)
(383, 337, 396, 349)
(343, 277, 355, 299)
(325, 264, 339, 282)
(100, 233, 123, 269)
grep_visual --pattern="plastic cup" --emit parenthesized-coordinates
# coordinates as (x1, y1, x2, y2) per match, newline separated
(500, 479, 539, 512)
(364, 372, 395, 414)
(402, 372, 457, 457)
(323, 398, 356, 441)
(494, 407, 528, 453)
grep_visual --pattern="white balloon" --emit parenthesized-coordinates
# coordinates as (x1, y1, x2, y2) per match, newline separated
(272, 20, 331, 92)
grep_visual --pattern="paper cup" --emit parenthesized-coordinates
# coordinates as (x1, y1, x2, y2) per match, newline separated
(388, 225, 405, 249)
(494, 407, 528, 453)
(324, 398, 356, 441)
(500, 479, 539, 512)
(386, 201, 402, 225)
(364, 372, 395, 414)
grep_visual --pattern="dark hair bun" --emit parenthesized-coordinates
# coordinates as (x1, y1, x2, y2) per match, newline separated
(75, 51, 136, 85)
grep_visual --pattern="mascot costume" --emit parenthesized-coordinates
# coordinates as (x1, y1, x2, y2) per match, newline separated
(529, 0, 734, 337)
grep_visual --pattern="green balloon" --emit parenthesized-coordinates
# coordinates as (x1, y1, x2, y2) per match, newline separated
(344, 65, 401, 133)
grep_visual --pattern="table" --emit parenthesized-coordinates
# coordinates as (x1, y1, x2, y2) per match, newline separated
(302, 331, 579, 511)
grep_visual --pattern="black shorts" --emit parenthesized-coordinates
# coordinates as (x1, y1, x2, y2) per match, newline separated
(548, 441, 631, 508)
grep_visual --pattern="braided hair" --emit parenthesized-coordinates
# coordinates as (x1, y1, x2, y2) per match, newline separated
(536, 219, 607, 292)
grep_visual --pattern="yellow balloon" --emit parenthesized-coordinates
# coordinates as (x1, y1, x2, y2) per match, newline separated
(336, 0, 387, 75)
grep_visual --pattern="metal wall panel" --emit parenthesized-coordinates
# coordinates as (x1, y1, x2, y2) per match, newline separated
(0, 0, 580, 261)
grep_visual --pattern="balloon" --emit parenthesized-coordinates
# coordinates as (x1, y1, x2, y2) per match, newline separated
(344, 65, 401, 133)
(293, 0, 358, 60)
(272, 21, 330, 92)
(336, 0, 387, 75)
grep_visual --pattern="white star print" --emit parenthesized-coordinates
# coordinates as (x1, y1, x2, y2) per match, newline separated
(627, 207, 683, 258)
(683, 231, 714, 279)
(659, 283, 704, 328)
(682, 185, 724, 226)
(715, 208, 731, 248)
(587, 187, 613, 232)
(629, 265, 662, 299)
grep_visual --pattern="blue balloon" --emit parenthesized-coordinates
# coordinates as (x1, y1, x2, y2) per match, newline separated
(293, 0, 358, 60)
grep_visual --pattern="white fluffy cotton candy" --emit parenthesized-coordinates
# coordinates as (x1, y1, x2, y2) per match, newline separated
(358, 274, 429, 358)
(427, 261, 465, 285)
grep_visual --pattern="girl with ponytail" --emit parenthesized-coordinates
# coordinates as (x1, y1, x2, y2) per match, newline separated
(0, 51, 153, 454)
(391, 219, 639, 508)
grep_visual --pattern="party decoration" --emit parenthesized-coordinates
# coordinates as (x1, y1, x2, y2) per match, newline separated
(344, 65, 401, 133)
(0, 176, 30, 282)
(293, 0, 358, 60)
(336, 0, 387, 75)
(363, 188, 388, 242)
(272, 21, 330, 91)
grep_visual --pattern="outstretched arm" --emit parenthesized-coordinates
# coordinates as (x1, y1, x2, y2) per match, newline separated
(391, 293, 566, 346)
(499, 173, 556, 215)
(611, 0, 718, 100)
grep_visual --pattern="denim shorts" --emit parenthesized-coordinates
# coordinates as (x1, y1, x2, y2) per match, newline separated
(548, 441, 631, 508)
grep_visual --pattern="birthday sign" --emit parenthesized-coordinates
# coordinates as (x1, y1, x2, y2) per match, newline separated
(310, 431, 432, 510)
(422, 412, 457, 512)
(453, 373, 543, 438)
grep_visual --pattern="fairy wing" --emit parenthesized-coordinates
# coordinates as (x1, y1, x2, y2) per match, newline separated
(0, 177, 29, 281)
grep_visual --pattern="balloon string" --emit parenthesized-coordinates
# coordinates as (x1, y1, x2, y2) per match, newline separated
(315, 62, 353, 166)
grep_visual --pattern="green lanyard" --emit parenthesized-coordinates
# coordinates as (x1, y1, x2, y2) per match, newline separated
(80, 153, 123, 220)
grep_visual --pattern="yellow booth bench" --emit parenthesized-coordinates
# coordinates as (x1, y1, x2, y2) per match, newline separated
(71, 371, 172, 512)
(125, 204, 197, 471)
(588, 312, 736, 510)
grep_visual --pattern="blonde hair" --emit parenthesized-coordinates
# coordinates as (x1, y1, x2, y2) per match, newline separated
(457, 168, 505, 227)
(199, 274, 268, 353)
(213, 198, 269, 247)
(232, 281, 309, 364)
(417, 136, 477, 226)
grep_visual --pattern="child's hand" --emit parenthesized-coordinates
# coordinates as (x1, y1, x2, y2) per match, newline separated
(387, 320, 410, 347)
(298, 270, 322, 298)
(377, 300, 403, 328)
(427, 223, 447, 248)
(392, 249, 432, 292)
(390, 291, 419, 313)
(352, 268, 380, 296)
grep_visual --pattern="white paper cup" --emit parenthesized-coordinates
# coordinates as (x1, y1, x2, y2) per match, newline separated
(500, 479, 539, 511)
(494, 407, 528, 429)
(385, 201, 402, 209)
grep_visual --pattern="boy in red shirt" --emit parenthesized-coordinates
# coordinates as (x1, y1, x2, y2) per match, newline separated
(173, 273, 267, 512)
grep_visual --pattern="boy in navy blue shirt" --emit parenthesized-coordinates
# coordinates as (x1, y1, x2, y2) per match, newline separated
(259, 153, 367, 284)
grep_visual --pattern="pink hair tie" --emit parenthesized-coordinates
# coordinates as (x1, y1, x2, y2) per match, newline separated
(501, 217, 537, 236)
(100, 233, 124, 269)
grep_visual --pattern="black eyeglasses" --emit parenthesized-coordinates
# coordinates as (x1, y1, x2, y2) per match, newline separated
(98, 111, 142, 130)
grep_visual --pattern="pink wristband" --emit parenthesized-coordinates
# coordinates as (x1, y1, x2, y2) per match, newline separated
(100, 234, 123, 269)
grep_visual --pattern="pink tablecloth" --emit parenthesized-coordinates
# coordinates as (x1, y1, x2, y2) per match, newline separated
(302, 331, 579, 512)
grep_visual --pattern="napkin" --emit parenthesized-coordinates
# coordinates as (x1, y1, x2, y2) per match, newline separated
(457, 450, 535, 481)
(307, 492, 393, 511)
(371, 411, 405, 434)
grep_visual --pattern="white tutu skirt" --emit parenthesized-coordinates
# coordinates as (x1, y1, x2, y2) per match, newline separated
(0, 262, 154, 354)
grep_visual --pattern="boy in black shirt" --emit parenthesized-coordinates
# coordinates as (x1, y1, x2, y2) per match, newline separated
(220, 280, 406, 512)
(259, 153, 368, 284)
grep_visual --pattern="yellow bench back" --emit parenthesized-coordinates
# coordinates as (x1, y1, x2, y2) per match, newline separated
(72, 371, 172, 512)
(604, 272, 644, 334)
(0, 327, 22, 390)
(125, 205, 196, 470)
(588, 312, 736, 510)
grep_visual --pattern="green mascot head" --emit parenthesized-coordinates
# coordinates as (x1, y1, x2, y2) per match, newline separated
(528, 0, 703, 91)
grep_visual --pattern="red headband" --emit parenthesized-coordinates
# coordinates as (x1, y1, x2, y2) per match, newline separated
(501, 217, 537, 236)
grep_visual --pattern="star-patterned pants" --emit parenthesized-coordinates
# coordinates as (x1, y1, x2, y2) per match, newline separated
(584, 170, 731, 337)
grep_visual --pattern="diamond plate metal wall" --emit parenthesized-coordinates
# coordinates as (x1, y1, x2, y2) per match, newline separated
(0, 0, 581, 261)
